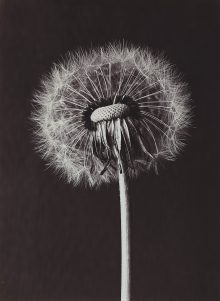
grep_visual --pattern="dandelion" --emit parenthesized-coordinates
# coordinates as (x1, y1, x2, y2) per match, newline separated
(32, 43, 191, 301)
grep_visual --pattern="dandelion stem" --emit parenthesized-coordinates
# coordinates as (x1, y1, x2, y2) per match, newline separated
(118, 161, 130, 301)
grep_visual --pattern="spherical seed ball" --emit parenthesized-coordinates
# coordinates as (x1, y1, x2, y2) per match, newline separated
(31, 43, 192, 188)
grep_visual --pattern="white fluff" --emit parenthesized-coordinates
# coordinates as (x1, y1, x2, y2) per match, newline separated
(31, 43, 191, 188)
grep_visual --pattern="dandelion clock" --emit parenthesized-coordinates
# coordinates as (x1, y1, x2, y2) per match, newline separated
(32, 43, 191, 301)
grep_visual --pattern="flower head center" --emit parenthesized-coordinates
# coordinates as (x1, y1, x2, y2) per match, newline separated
(90, 103, 130, 123)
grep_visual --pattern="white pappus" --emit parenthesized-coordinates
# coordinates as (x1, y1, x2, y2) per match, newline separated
(31, 43, 191, 188)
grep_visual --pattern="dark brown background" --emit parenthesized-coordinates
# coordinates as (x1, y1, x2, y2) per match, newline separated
(0, 0, 220, 300)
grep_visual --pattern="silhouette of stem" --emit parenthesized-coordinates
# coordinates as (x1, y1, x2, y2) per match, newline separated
(118, 160, 130, 301)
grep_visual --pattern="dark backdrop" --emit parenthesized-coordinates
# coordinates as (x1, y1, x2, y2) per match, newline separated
(0, 0, 220, 300)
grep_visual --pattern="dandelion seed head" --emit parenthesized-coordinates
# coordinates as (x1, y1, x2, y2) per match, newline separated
(32, 43, 192, 187)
